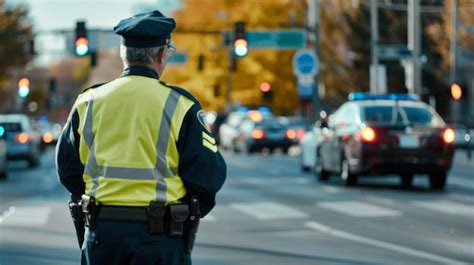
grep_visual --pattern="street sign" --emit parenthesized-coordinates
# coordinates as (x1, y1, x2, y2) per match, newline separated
(297, 83, 314, 98)
(167, 52, 188, 65)
(229, 30, 306, 50)
(293, 49, 319, 77)
(377, 44, 412, 59)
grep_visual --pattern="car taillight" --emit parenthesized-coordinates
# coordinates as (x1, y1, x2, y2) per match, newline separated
(252, 129, 265, 140)
(359, 127, 376, 142)
(16, 133, 29, 144)
(297, 129, 305, 140)
(442, 128, 455, 144)
(43, 133, 53, 144)
(286, 129, 296, 139)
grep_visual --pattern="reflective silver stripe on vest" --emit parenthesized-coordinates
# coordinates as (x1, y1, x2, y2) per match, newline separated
(82, 99, 101, 196)
(82, 89, 181, 202)
(155, 90, 180, 202)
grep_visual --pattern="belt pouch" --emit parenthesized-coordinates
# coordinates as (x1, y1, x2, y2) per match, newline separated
(81, 195, 97, 230)
(147, 201, 165, 234)
(169, 204, 190, 237)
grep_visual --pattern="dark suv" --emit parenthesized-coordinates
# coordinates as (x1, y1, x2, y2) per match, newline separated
(316, 93, 455, 190)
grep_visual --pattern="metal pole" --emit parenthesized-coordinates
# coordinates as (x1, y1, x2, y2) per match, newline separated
(225, 49, 233, 112)
(449, 0, 457, 84)
(370, 0, 378, 94)
(449, 0, 458, 123)
(408, 0, 421, 95)
(311, 0, 320, 122)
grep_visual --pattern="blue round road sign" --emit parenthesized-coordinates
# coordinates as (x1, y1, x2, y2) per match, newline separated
(293, 49, 318, 77)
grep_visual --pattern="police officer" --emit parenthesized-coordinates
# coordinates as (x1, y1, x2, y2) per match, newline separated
(56, 10, 226, 265)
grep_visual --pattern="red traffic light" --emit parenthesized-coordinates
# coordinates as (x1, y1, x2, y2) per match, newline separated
(260, 82, 271, 93)
(450, 83, 462, 100)
(18, 77, 30, 88)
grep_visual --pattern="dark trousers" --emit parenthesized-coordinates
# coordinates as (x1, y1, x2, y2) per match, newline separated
(81, 222, 191, 265)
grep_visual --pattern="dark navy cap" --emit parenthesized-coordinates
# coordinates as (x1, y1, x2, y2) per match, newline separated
(114, 10, 176, 48)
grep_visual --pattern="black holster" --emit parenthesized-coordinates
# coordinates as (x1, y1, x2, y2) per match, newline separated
(68, 195, 85, 248)
(183, 196, 201, 253)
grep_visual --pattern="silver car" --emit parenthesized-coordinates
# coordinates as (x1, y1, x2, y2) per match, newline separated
(0, 114, 41, 168)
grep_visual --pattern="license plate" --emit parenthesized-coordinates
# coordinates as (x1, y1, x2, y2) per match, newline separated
(399, 135, 419, 148)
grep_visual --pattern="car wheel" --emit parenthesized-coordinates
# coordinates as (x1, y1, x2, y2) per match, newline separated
(232, 140, 240, 154)
(400, 174, 414, 188)
(429, 172, 447, 191)
(315, 153, 330, 181)
(341, 156, 357, 186)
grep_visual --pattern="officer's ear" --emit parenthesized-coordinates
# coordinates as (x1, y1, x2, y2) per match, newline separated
(157, 48, 167, 65)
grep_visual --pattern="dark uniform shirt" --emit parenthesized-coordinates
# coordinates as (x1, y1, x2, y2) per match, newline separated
(56, 65, 226, 216)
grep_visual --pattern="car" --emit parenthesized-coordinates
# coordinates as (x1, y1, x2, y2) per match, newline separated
(0, 136, 8, 180)
(218, 107, 272, 151)
(233, 117, 293, 154)
(315, 93, 455, 190)
(279, 116, 306, 146)
(300, 120, 328, 172)
(0, 114, 41, 168)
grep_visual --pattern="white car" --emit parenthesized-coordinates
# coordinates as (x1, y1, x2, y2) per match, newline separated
(0, 114, 41, 168)
(299, 123, 326, 172)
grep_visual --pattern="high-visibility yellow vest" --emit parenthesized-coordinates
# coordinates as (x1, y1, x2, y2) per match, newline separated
(74, 76, 194, 206)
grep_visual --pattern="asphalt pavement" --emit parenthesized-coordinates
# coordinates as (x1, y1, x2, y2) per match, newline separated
(0, 147, 473, 265)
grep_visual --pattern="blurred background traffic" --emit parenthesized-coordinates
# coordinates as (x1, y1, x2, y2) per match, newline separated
(0, 0, 473, 264)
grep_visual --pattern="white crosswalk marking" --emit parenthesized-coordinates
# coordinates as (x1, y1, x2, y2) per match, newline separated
(318, 201, 402, 217)
(414, 200, 474, 216)
(201, 214, 217, 222)
(0, 206, 51, 226)
(230, 202, 308, 220)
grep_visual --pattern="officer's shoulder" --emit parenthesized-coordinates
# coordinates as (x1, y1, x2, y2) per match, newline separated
(80, 82, 108, 94)
(159, 81, 200, 106)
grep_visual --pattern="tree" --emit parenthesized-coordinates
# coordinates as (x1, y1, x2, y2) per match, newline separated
(0, 4, 32, 111)
(164, 0, 306, 114)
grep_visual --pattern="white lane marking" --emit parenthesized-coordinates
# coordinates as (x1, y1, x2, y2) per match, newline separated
(449, 177, 474, 190)
(366, 195, 397, 206)
(296, 177, 310, 184)
(0, 207, 16, 224)
(0, 206, 51, 226)
(201, 214, 217, 222)
(231, 202, 308, 220)
(321, 186, 342, 194)
(318, 201, 402, 217)
(414, 201, 474, 216)
(305, 221, 466, 265)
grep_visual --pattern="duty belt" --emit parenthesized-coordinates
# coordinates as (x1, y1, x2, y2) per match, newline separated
(81, 195, 190, 236)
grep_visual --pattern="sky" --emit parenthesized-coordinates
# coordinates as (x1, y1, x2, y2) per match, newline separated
(5, 0, 181, 65)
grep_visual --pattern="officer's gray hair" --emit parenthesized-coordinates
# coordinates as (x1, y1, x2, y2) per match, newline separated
(120, 45, 164, 65)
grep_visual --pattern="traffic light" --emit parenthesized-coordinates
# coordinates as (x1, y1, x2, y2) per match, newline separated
(197, 54, 205, 71)
(260, 82, 272, 102)
(75, 21, 89, 56)
(18, 77, 30, 98)
(450, 83, 462, 100)
(49, 78, 57, 93)
(233, 22, 248, 57)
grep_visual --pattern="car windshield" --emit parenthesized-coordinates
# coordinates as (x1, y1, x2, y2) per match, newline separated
(258, 119, 285, 130)
(0, 122, 22, 133)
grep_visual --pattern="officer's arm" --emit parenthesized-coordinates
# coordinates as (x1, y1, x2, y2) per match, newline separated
(177, 104, 227, 217)
(56, 109, 85, 197)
